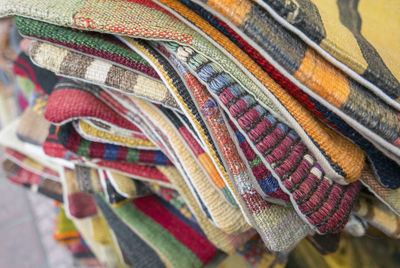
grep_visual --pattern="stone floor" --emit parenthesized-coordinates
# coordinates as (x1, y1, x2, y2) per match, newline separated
(0, 175, 77, 268)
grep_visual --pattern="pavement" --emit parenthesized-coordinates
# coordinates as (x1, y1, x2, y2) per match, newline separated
(0, 174, 77, 268)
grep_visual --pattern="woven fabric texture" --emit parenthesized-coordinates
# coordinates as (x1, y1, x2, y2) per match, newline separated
(255, 0, 400, 106)
(28, 40, 179, 110)
(2, 0, 366, 184)
(163, 41, 361, 234)
(194, 0, 400, 161)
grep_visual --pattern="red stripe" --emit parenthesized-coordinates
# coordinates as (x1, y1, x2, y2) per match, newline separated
(89, 140, 105, 159)
(117, 145, 129, 160)
(133, 196, 217, 263)
(97, 161, 170, 183)
(178, 127, 203, 156)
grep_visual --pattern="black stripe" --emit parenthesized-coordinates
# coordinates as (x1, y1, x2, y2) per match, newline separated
(337, 0, 400, 98)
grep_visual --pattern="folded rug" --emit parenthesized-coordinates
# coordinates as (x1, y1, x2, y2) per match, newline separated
(74, 120, 157, 150)
(150, 0, 365, 184)
(254, 0, 400, 109)
(131, 97, 312, 252)
(159, 43, 290, 205)
(1, 0, 365, 184)
(56, 122, 172, 166)
(96, 194, 220, 268)
(122, 37, 239, 207)
(354, 196, 400, 239)
(192, 0, 400, 164)
(2, 152, 63, 202)
(43, 77, 145, 136)
(132, 97, 251, 234)
(44, 125, 175, 188)
(163, 41, 362, 234)
(27, 39, 179, 110)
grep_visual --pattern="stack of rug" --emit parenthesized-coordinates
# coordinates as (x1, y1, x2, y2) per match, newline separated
(0, 0, 399, 267)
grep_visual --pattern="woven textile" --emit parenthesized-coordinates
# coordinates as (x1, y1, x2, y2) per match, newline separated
(1, 0, 366, 184)
(193, 0, 400, 160)
(108, 171, 151, 199)
(44, 78, 144, 135)
(228, 119, 290, 203)
(4, 147, 59, 180)
(255, 0, 400, 107)
(75, 120, 156, 150)
(15, 16, 159, 79)
(97, 194, 219, 268)
(361, 165, 400, 216)
(94, 194, 169, 268)
(16, 99, 51, 146)
(159, 47, 293, 210)
(62, 168, 98, 219)
(132, 97, 309, 252)
(132, 97, 251, 234)
(3, 149, 63, 202)
(122, 37, 238, 206)
(163, 42, 361, 233)
(179, 0, 400, 188)
(150, 0, 365, 184)
(74, 165, 103, 194)
(156, 166, 255, 253)
(55, 122, 171, 166)
(13, 51, 58, 96)
(43, 125, 174, 187)
(28, 41, 179, 110)
(146, 181, 197, 221)
(353, 197, 400, 239)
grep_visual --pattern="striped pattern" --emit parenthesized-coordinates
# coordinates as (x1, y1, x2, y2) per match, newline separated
(122, 38, 238, 206)
(257, 0, 400, 104)
(28, 41, 178, 109)
(132, 97, 251, 235)
(354, 197, 400, 238)
(94, 194, 169, 268)
(43, 125, 174, 187)
(361, 165, 400, 216)
(4, 147, 59, 180)
(2, 156, 63, 202)
(15, 16, 159, 79)
(102, 194, 219, 267)
(146, 181, 197, 222)
(196, 0, 400, 156)
(160, 48, 291, 206)
(185, 0, 400, 189)
(152, 0, 365, 184)
(164, 42, 361, 233)
(4, 0, 366, 182)
(75, 120, 157, 150)
(154, 166, 256, 253)
(228, 120, 290, 203)
(159, 106, 237, 205)
(74, 165, 103, 194)
(56, 123, 171, 165)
